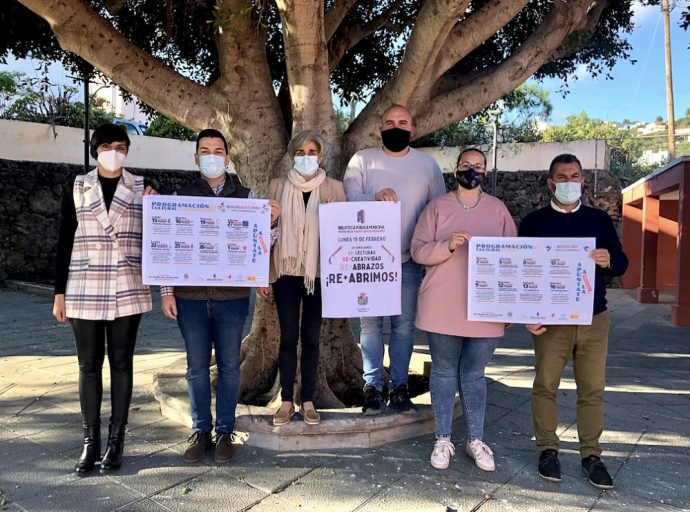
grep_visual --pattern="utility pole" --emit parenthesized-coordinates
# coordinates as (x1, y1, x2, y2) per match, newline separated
(662, 0, 676, 160)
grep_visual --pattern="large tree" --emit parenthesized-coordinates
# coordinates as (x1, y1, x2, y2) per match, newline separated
(2, 0, 637, 407)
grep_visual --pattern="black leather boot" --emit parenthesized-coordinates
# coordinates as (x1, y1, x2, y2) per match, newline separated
(100, 424, 125, 473)
(74, 426, 100, 475)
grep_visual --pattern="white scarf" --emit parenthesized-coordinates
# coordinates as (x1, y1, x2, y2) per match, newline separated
(278, 168, 326, 294)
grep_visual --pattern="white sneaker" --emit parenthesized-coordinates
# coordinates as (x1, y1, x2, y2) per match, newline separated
(430, 439, 456, 470)
(465, 439, 495, 472)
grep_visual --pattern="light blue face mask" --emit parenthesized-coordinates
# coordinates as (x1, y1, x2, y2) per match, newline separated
(199, 154, 227, 179)
(553, 182, 582, 205)
(294, 155, 319, 176)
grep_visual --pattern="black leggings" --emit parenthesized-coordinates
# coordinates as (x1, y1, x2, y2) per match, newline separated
(71, 314, 142, 428)
(273, 276, 322, 403)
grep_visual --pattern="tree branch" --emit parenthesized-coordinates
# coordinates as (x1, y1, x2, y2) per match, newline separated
(416, 0, 595, 138)
(430, 68, 489, 98)
(549, 0, 609, 61)
(328, 0, 405, 72)
(16, 0, 289, 195)
(347, 0, 472, 146)
(432, 0, 532, 80)
(212, 0, 286, 141)
(275, 0, 336, 134)
(16, 0, 216, 130)
(324, 0, 360, 41)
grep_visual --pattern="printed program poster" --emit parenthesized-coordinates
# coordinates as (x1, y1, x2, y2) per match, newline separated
(142, 195, 271, 287)
(467, 236, 597, 325)
(319, 202, 402, 318)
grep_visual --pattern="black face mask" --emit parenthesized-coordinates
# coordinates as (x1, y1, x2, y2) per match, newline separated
(455, 169, 485, 190)
(381, 128, 411, 153)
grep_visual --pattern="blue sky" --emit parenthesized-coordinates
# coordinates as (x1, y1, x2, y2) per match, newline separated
(2, 2, 689, 126)
(539, 2, 690, 124)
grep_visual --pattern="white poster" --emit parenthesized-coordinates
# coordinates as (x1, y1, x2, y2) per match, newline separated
(467, 236, 597, 325)
(319, 202, 402, 318)
(142, 195, 271, 287)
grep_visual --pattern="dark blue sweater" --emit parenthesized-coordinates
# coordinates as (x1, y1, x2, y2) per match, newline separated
(518, 204, 629, 315)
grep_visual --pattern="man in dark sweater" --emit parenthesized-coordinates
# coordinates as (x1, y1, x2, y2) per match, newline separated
(519, 154, 628, 490)
(160, 129, 280, 465)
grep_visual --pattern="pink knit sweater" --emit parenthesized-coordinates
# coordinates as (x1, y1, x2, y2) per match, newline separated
(411, 192, 517, 338)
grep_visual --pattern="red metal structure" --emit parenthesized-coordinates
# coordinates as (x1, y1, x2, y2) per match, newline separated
(621, 157, 690, 327)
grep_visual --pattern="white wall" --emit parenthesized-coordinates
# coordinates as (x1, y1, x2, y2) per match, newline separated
(0, 119, 610, 174)
(417, 140, 610, 173)
(0, 119, 199, 171)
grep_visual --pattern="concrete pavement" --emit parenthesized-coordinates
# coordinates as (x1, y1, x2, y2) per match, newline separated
(1, 286, 689, 512)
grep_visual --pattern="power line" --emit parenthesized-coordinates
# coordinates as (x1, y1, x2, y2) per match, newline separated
(629, 12, 662, 118)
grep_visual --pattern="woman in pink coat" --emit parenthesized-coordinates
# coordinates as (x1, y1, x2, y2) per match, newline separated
(411, 148, 516, 472)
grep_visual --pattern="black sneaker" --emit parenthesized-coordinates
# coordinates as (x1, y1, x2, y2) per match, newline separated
(183, 431, 213, 463)
(582, 455, 613, 490)
(538, 449, 562, 482)
(362, 385, 384, 415)
(389, 384, 417, 414)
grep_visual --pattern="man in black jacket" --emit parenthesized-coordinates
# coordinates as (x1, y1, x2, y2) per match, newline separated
(519, 154, 628, 490)
(160, 129, 280, 464)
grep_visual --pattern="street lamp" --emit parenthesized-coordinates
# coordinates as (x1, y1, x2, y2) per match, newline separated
(489, 100, 505, 196)
(68, 63, 95, 174)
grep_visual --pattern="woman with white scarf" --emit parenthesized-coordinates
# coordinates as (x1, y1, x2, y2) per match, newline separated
(263, 130, 346, 426)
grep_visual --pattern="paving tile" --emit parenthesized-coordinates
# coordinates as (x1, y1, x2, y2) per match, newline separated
(0, 451, 80, 504)
(2, 405, 81, 438)
(0, 437, 62, 472)
(614, 464, 690, 509)
(150, 469, 269, 512)
(358, 467, 495, 512)
(16, 474, 147, 512)
(482, 468, 601, 512)
(225, 448, 330, 494)
(112, 498, 174, 512)
(105, 448, 215, 497)
(593, 489, 688, 511)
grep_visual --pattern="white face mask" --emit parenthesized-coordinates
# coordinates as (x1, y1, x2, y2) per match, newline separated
(199, 154, 227, 179)
(553, 182, 582, 205)
(294, 155, 319, 176)
(98, 150, 127, 173)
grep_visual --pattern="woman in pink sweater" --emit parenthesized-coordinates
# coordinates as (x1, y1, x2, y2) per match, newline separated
(411, 148, 517, 472)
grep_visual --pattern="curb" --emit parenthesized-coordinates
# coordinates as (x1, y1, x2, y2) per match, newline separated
(4, 280, 54, 298)
(153, 356, 461, 451)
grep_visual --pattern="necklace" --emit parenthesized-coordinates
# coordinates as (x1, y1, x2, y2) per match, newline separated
(454, 189, 483, 211)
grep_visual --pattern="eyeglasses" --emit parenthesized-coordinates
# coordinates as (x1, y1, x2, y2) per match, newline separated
(456, 161, 486, 172)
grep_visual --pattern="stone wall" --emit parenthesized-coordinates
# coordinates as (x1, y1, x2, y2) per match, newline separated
(0, 159, 622, 283)
(0, 159, 206, 282)
(442, 168, 623, 225)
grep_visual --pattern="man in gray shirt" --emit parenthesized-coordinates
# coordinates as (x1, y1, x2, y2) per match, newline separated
(343, 105, 446, 415)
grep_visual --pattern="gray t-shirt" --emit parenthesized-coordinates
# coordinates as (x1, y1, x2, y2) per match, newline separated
(343, 147, 446, 263)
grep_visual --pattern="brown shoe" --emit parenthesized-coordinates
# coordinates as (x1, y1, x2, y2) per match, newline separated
(273, 403, 295, 426)
(183, 431, 212, 463)
(300, 403, 321, 425)
(214, 433, 236, 464)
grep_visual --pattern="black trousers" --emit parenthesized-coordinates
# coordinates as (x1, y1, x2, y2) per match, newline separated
(71, 314, 142, 428)
(272, 276, 322, 402)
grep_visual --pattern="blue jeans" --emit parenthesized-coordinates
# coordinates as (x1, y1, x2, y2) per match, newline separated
(427, 332, 499, 440)
(176, 297, 249, 434)
(360, 260, 422, 390)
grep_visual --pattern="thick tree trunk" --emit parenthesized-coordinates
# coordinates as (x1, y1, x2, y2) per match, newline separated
(238, 290, 364, 409)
